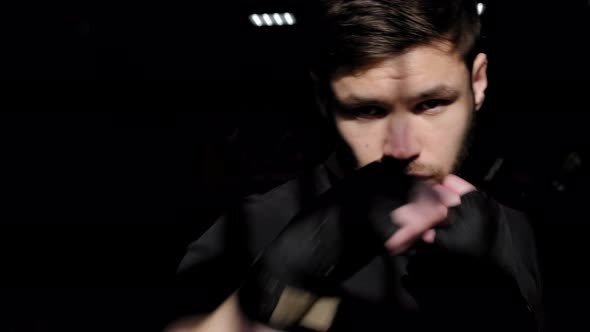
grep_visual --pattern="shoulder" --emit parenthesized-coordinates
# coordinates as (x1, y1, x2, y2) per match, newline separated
(239, 163, 334, 223)
(234, 163, 335, 257)
(494, 200, 543, 320)
(496, 202, 538, 253)
(492, 200, 539, 268)
(174, 163, 335, 315)
(179, 162, 335, 272)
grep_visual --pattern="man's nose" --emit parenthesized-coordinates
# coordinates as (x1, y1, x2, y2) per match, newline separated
(383, 116, 421, 161)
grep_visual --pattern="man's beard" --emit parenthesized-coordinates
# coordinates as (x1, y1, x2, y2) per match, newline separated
(405, 112, 476, 183)
(454, 110, 477, 173)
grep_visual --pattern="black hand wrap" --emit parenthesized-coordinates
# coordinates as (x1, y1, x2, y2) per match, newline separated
(238, 159, 412, 329)
(434, 190, 499, 258)
(405, 191, 536, 332)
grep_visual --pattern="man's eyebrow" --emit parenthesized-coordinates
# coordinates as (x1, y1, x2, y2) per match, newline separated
(414, 84, 460, 100)
(335, 96, 384, 108)
(334, 84, 461, 108)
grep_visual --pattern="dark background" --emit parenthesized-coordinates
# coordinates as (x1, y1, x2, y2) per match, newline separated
(1, 0, 589, 331)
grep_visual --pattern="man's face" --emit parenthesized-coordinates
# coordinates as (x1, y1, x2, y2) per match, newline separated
(330, 43, 488, 180)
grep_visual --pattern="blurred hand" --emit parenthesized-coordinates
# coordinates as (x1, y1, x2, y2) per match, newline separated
(384, 174, 476, 255)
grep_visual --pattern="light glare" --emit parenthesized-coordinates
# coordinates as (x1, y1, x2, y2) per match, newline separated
(262, 13, 273, 26)
(249, 14, 262, 27)
(477, 3, 485, 15)
(284, 13, 295, 25)
(249, 12, 296, 27)
(273, 13, 284, 26)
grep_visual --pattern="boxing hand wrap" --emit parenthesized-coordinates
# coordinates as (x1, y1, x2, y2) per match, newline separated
(434, 190, 499, 258)
(405, 191, 535, 331)
(238, 160, 412, 329)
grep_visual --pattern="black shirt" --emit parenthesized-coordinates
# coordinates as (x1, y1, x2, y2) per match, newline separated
(177, 159, 543, 331)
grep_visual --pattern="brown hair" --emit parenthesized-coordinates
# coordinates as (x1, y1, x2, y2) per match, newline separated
(306, 0, 482, 82)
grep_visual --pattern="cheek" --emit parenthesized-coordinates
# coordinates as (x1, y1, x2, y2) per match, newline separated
(426, 107, 471, 165)
(432, 100, 471, 137)
(335, 119, 385, 166)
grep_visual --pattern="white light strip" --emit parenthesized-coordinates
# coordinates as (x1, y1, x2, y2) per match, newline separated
(249, 12, 296, 27)
(249, 14, 262, 27)
(262, 13, 273, 26)
(477, 3, 485, 15)
(273, 13, 284, 26)
(283, 12, 295, 25)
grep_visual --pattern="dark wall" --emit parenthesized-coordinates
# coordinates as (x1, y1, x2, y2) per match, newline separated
(0, 93, 329, 332)
(1, 1, 589, 331)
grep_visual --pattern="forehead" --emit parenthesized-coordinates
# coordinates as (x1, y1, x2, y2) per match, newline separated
(330, 44, 469, 102)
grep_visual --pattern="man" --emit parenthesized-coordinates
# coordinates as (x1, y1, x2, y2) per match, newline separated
(168, 1, 542, 331)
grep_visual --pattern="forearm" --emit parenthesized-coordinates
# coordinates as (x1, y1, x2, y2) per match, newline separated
(165, 294, 283, 332)
(165, 294, 245, 332)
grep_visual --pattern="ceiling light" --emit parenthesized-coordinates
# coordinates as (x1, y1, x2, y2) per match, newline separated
(249, 14, 262, 27)
(273, 13, 284, 26)
(477, 3, 485, 15)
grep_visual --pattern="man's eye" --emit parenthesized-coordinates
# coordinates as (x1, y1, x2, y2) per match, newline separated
(415, 99, 449, 113)
(347, 106, 387, 119)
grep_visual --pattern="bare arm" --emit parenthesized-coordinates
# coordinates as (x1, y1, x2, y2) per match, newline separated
(164, 294, 281, 332)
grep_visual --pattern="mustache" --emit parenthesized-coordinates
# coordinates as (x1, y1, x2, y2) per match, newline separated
(379, 157, 446, 182)
(405, 162, 445, 183)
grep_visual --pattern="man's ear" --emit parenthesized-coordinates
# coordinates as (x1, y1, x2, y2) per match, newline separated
(471, 53, 488, 111)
